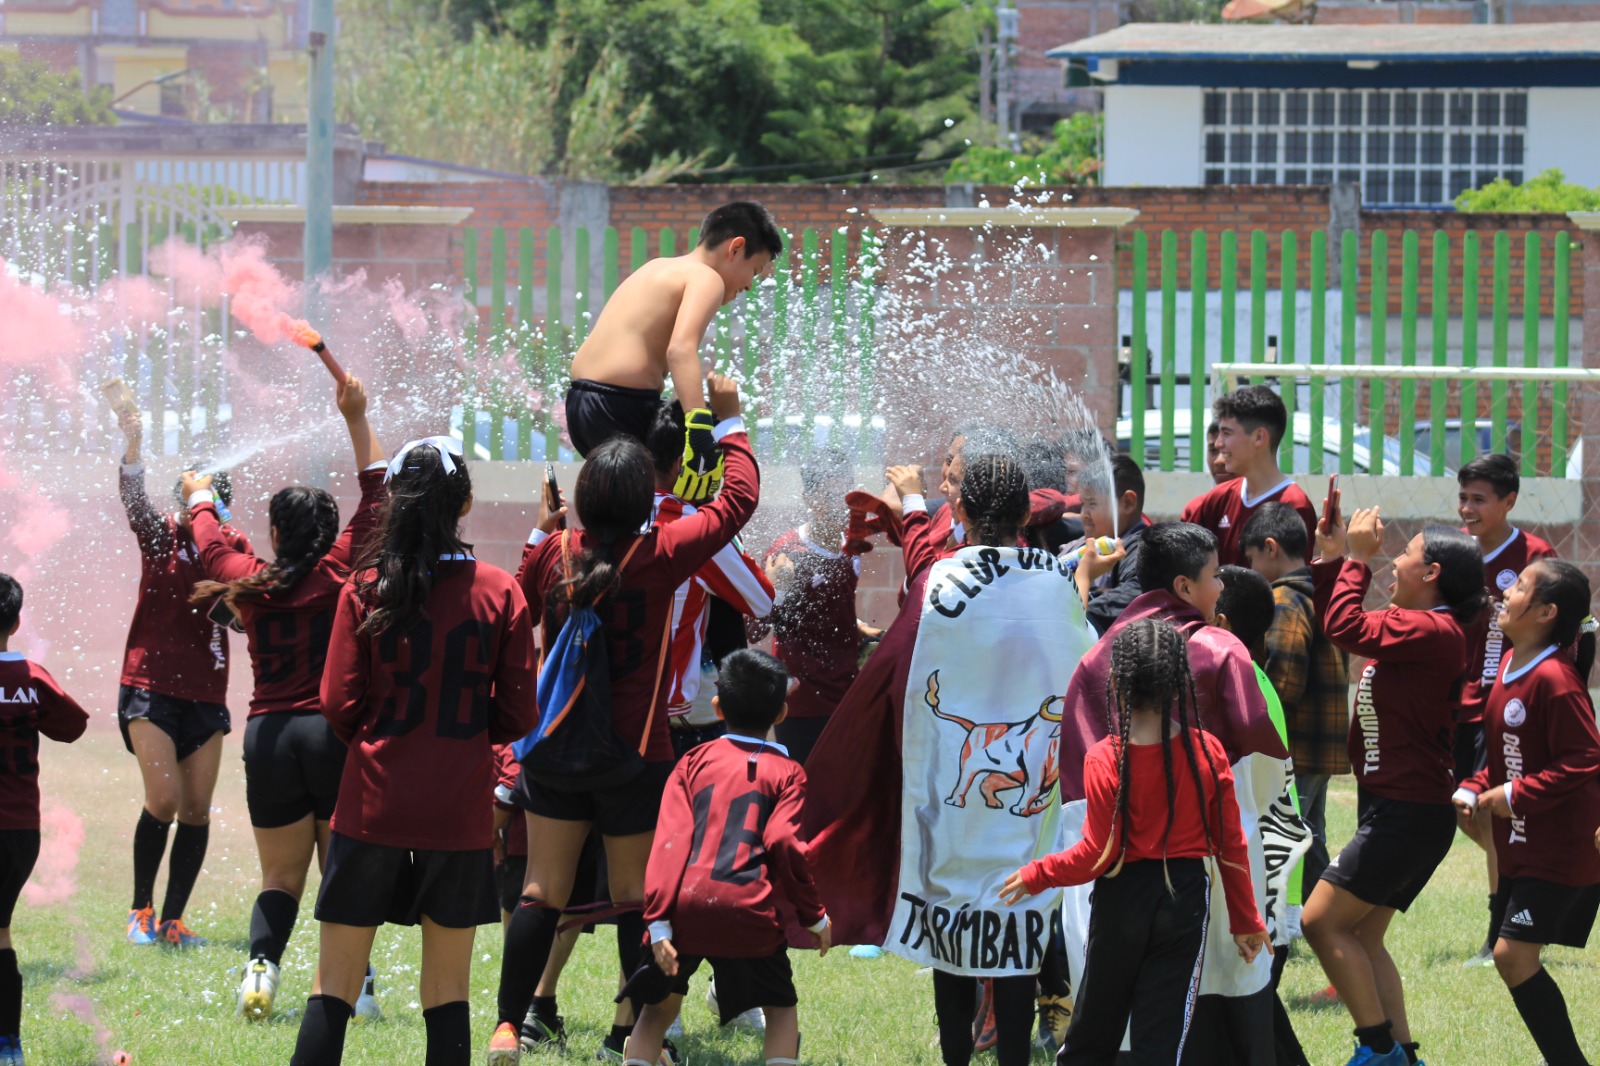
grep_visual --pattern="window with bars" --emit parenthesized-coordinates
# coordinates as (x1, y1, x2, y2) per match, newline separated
(1201, 88, 1527, 206)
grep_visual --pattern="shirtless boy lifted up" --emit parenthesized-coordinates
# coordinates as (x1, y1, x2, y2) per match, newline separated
(567, 201, 783, 501)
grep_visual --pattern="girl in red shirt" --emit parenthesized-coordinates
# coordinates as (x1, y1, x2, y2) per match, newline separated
(1002, 618, 1270, 1064)
(1304, 502, 1486, 1066)
(1454, 559, 1599, 1066)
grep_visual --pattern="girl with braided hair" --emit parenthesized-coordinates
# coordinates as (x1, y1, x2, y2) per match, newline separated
(182, 373, 386, 1020)
(1002, 619, 1269, 1064)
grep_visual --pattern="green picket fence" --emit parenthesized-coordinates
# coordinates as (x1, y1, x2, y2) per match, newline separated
(1126, 228, 1578, 478)
(456, 225, 882, 463)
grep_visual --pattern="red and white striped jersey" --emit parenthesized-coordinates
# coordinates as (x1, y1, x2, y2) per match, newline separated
(652, 492, 775, 716)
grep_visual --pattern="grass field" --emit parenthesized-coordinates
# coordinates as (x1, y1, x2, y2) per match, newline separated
(14, 731, 1599, 1065)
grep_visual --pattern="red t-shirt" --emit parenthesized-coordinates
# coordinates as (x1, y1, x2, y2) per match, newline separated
(1313, 558, 1467, 805)
(321, 558, 538, 850)
(1020, 731, 1265, 936)
(1181, 477, 1318, 568)
(1462, 645, 1600, 886)
(0, 654, 89, 830)
(518, 427, 760, 762)
(644, 735, 825, 957)
(191, 467, 387, 717)
(119, 464, 251, 703)
(1459, 528, 1557, 725)
(762, 527, 860, 720)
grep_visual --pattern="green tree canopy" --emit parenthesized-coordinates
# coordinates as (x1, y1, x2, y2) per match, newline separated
(945, 113, 1101, 186)
(0, 52, 116, 127)
(1455, 169, 1600, 213)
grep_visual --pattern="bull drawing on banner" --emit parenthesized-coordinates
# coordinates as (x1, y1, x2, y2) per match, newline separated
(923, 670, 1063, 817)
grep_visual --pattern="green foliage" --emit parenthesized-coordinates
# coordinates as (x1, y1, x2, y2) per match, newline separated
(1127, 0, 1227, 20)
(1454, 168, 1600, 213)
(0, 51, 116, 126)
(945, 113, 1102, 186)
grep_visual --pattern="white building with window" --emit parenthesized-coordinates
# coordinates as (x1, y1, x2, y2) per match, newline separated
(1047, 23, 1600, 206)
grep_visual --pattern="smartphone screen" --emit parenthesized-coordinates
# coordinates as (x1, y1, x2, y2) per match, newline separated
(544, 463, 566, 530)
(206, 597, 243, 633)
(1326, 474, 1340, 526)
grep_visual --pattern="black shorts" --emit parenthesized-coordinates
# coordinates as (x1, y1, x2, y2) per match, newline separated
(1320, 790, 1456, 912)
(1452, 720, 1488, 786)
(118, 686, 230, 761)
(619, 945, 796, 1024)
(496, 854, 528, 915)
(0, 830, 41, 928)
(1496, 876, 1600, 949)
(513, 760, 673, 838)
(565, 379, 662, 457)
(243, 712, 348, 828)
(314, 832, 499, 929)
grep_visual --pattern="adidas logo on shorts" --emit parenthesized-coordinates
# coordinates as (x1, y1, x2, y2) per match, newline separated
(1510, 909, 1535, 927)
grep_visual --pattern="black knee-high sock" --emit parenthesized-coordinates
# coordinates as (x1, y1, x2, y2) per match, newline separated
(290, 994, 354, 1066)
(248, 889, 300, 965)
(1509, 968, 1589, 1066)
(498, 897, 559, 1027)
(159, 821, 208, 922)
(1354, 1020, 1396, 1054)
(991, 974, 1036, 1066)
(615, 910, 646, 981)
(0, 949, 20, 1039)
(131, 809, 171, 911)
(1485, 891, 1510, 952)
(932, 971, 977, 1066)
(423, 1000, 470, 1066)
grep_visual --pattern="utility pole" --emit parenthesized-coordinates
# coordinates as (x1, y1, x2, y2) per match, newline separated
(996, 0, 1019, 148)
(304, 0, 334, 317)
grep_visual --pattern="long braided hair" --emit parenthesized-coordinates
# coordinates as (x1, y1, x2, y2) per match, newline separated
(1100, 618, 1229, 891)
(190, 486, 340, 607)
(956, 452, 1030, 547)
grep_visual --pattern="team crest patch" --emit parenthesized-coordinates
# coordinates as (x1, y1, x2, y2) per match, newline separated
(1505, 698, 1527, 728)
(1497, 569, 1517, 591)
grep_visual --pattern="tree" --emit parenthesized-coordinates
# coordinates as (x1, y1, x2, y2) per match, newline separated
(1455, 169, 1600, 213)
(0, 52, 115, 127)
(945, 113, 1101, 186)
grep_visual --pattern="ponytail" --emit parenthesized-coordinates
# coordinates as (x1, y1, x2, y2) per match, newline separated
(191, 486, 340, 607)
(1422, 525, 1489, 626)
(1525, 560, 1594, 679)
(355, 445, 472, 637)
(554, 437, 654, 613)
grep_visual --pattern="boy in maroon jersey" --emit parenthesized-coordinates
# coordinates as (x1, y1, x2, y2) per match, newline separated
(0, 573, 89, 1063)
(1454, 453, 1556, 965)
(1455, 559, 1600, 1066)
(619, 648, 830, 1066)
(1182, 386, 1316, 567)
(116, 409, 251, 947)
(757, 446, 863, 765)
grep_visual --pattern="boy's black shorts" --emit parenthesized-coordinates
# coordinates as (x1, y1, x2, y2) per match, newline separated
(0, 830, 41, 928)
(314, 831, 499, 929)
(1320, 790, 1456, 912)
(513, 761, 673, 838)
(496, 854, 528, 915)
(243, 712, 348, 828)
(565, 379, 663, 457)
(619, 945, 796, 1024)
(1452, 720, 1488, 786)
(118, 685, 230, 761)
(1496, 876, 1600, 948)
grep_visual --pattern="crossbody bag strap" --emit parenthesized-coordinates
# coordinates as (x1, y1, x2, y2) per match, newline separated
(638, 603, 673, 757)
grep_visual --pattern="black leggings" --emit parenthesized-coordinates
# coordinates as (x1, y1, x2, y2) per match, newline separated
(930, 971, 1035, 1066)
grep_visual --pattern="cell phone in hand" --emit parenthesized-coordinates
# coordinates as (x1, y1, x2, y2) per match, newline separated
(544, 463, 566, 530)
(206, 596, 244, 633)
(1321, 474, 1340, 533)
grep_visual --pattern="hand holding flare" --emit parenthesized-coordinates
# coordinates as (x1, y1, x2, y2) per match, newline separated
(290, 322, 346, 383)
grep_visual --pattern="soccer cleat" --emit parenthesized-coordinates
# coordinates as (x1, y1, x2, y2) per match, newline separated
(158, 917, 206, 948)
(519, 1008, 566, 1052)
(729, 1007, 765, 1032)
(596, 1040, 677, 1066)
(847, 944, 883, 959)
(1463, 943, 1495, 967)
(1037, 993, 1072, 1050)
(972, 978, 997, 1053)
(353, 968, 381, 1023)
(236, 957, 280, 1020)
(487, 1021, 522, 1065)
(126, 906, 158, 946)
(1308, 984, 1341, 1005)
(1342, 1045, 1408, 1066)
(0, 1036, 22, 1065)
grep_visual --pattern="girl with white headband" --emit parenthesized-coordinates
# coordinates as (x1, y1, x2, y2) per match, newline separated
(287, 431, 539, 1066)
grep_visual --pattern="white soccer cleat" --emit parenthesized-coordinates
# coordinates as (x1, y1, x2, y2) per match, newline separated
(237, 957, 280, 1020)
(353, 968, 382, 1023)
(705, 979, 765, 1031)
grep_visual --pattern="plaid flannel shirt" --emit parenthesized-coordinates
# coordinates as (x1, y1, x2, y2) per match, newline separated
(1266, 567, 1352, 776)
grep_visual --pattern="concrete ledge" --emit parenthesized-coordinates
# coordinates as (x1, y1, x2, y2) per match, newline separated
(226, 205, 475, 225)
(1567, 211, 1600, 231)
(871, 207, 1141, 229)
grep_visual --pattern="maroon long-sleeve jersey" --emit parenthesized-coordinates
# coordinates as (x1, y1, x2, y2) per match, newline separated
(320, 558, 538, 850)
(493, 741, 527, 858)
(644, 735, 825, 957)
(192, 467, 387, 717)
(1461, 645, 1600, 886)
(1459, 528, 1556, 725)
(518, 426, 760, 763)
(761, 527, 860, 720)
(0, 654, 89, 830)
(1181, 477, 1318, 568)
(1313, 558, 1467, 805)
(119, 464, 250, 703)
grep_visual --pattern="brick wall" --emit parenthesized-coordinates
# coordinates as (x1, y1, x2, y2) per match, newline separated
(230, 218, 461, 290)
(356, 178, 557, 287)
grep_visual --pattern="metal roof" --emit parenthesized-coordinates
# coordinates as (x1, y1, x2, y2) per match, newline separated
(1046, 22, 1600, 62)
